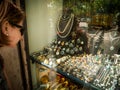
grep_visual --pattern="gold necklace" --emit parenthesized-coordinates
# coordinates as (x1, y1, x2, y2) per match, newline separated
(56, 13, 74, 38)
(57, 13, 73, 34)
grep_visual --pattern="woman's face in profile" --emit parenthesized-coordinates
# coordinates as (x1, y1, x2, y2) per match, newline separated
(2, 20, 23, 47)
(8, 21, 23, 47)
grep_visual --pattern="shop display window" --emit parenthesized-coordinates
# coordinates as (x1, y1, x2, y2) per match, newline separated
(26, 0, 120, 90)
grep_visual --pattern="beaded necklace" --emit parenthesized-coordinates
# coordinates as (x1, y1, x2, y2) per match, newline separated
(56, 13, 74, 38)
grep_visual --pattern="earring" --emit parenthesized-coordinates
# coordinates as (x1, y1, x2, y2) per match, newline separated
(6, 33, 9, 36)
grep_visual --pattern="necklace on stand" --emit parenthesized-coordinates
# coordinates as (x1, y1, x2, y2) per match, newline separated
(88, 30, 100, 54)
(56, 13, 74, 38)
(109, 30, 120, 51)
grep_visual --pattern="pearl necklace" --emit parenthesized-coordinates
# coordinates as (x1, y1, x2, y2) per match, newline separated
(56, 13, 74, 38)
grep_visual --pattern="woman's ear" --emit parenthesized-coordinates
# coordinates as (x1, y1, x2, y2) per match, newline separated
(1, 20, 9, 36)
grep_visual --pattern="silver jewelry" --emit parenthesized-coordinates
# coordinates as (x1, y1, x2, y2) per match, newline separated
(100, 69, 110, 86)
(105, 76, 111, 86)
(99, 68, 107, 82)
(101, 74, 109, 87)
(109, 31, 120, 51)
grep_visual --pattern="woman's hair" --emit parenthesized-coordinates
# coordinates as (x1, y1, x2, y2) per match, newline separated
(0, 0, 25, 46)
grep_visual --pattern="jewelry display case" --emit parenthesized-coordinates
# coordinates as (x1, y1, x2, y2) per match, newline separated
(30, 48, 120, 90)
(26, 0, 120, 90)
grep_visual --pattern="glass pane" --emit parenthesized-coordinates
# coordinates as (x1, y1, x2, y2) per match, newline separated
(26, 0, 120, 90)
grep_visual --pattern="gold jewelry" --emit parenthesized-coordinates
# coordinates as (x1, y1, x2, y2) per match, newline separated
(57, 14, 73, 34)
(56, 13, 74, 38)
